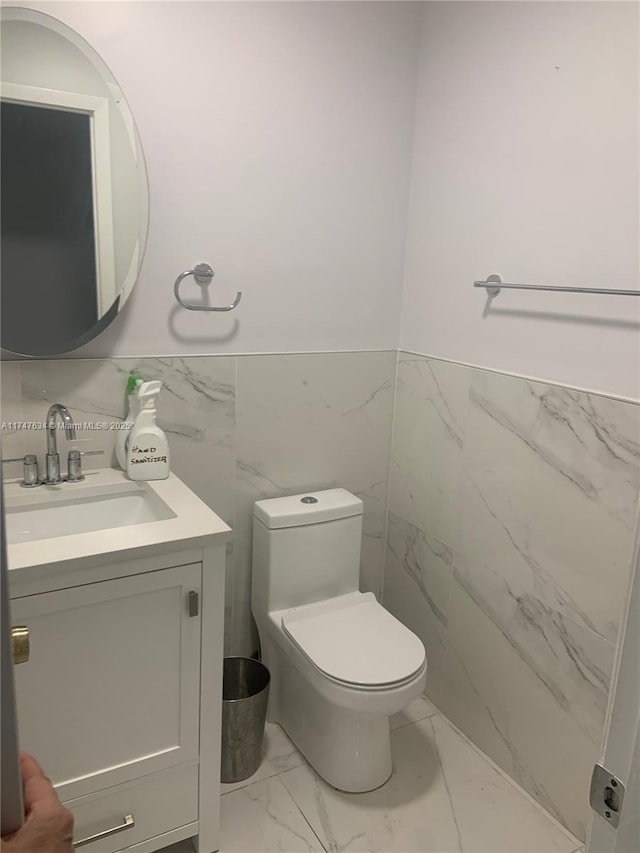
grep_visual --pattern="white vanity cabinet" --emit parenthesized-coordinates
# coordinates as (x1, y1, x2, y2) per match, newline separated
(12, 564, 201, 799)
(6, 471, 230, 853)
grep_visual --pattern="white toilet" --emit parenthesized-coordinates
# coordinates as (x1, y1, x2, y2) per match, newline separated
(251, 488, 427, 792)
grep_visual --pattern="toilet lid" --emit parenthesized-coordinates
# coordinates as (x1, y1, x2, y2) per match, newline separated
(281, 592, 426, 687)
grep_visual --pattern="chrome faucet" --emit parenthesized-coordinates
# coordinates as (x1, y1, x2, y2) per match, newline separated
(45, 404, 76, 484)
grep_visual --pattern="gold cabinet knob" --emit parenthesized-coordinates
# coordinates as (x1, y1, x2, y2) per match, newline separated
(12, 626, 29, 664)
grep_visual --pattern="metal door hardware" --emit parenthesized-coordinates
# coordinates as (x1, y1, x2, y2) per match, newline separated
(11, 627, 29, 664)
(74, 814, 134, 847)
(188, 590, 199, 618)
(590, 763, 626, 829)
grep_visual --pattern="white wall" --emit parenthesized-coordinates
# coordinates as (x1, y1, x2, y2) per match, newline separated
(400, 1, 640, 401)
(19, 0, 420, 358)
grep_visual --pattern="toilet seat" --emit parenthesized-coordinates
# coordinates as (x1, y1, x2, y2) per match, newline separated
(281, 592, 425, 688)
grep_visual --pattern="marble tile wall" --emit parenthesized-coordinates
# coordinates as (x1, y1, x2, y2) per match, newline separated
(4, 348, 637, 841)
(0, 351, 396, 654)
(385, 352, 640, 841)
(233, 352, 395, 652)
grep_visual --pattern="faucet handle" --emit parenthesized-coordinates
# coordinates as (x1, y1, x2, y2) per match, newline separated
(2, 454, 41, 488)
(65, 449, 105, 483)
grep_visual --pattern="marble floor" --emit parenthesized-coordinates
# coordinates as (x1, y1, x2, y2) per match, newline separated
(162, 698, 585, 853)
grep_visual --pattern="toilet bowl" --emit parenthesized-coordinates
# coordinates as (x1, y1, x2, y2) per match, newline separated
(251, 489, 427, 792)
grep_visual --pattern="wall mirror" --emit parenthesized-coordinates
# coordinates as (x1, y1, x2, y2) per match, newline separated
(0, 6, 149, 356)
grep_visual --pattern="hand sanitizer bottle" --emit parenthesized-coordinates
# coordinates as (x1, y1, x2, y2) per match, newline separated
(115, 373, 144, 470)
(126, 380, 170, 481)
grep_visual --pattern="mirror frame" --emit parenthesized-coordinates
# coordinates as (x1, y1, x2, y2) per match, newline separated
(0, 6, 150, 357)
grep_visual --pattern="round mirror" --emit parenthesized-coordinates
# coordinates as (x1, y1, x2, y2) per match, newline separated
(0, 7, 149, 356)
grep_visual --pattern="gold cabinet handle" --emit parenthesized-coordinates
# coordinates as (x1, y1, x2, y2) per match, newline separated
(11, 626, 29, 665)
(74, 814, 135, 847)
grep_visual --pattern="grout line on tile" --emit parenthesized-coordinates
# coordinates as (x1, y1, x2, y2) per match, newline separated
(388, 506, 458, 555)
(426, 716, 465, 850)
(399, 349, 640, 407)
(273, 767, 330, 853)
(430, 711, 583, 850)
(220, 764, 279, 796)
(392, 714, 438, 732)
(297, 804, 330, 853)
(228, 355, 238, 655)
(380, 347, 401, 605)
(4, 349, 396, 365)
(391, 703, 439, 731)
(220, 769, 329, 850)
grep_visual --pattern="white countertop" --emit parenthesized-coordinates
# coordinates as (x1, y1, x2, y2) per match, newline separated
(5, 468, 231, 574)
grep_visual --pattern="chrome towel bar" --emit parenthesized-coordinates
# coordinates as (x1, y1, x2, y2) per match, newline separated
(475, 274, 640, 298)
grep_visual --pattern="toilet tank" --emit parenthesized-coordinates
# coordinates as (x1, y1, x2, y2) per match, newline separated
(252, 489, 363, 614)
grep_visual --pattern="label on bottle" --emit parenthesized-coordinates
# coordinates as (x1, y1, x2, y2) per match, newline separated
(128, 444, 168, 465)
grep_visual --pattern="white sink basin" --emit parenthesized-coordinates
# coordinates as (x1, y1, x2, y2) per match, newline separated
(5, 480, 176, 545)
(5, 468, 231, 577)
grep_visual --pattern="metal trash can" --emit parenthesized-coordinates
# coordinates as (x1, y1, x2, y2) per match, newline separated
(221, 657, 271, 783)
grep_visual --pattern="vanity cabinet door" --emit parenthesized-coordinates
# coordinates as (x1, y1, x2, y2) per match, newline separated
(11, 563, 202, 802)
